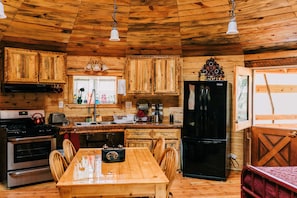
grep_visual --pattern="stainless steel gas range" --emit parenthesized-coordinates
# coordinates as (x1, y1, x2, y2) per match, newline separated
(0, 110, 58, 188)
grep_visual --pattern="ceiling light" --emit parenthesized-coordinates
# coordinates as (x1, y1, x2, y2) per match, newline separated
(109, 0, 120, 41)
(226, 0, 238, 34)
(110, 27, 120, 41)
(0, 1, 7, 19)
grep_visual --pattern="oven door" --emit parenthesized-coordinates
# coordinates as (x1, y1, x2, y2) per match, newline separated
(7, 136, 56, 171)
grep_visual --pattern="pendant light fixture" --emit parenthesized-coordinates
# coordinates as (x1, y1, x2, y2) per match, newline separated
(0, 0, 7, 19)
(109, 0, 120, 41)
(226, 0, 238, 34)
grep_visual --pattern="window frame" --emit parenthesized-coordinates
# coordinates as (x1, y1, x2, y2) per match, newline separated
(67, 75, 122, 108)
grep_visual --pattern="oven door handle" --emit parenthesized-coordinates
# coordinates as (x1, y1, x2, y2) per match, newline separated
(8, 167, 50, 177)
(8, 135, 55, 142)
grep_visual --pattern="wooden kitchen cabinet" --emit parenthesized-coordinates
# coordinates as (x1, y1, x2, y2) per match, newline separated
(126, 58, 153, 94)
(39, 51, 66, 83)
(4, 48, 39, 83)
(154, 57, 180, 95)
(251, 126, 297, 166)
(4, 47, 66, 84)
(125, 56, 180, 95)
(125, 128, 181, 168)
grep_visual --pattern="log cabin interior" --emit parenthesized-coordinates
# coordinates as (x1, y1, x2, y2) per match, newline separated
(1, 0, 297, 197)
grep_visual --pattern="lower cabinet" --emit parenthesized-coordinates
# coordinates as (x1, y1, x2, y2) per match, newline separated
(125, 128, 181, 168)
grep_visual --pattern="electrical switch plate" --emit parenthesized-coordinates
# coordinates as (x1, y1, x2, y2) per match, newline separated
(58, 100, 64, 108)
(125, 101, 132, 109)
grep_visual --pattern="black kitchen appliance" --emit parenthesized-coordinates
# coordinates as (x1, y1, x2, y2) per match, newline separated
(182, 81, 231, 181)
(0, 110, 58, 188)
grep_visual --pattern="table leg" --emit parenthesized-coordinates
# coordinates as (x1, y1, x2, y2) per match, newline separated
(155, 183, 167, 198)
(59, 188, 71, 198)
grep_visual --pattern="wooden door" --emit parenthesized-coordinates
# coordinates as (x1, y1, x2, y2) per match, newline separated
(4, 47, 39, 83)
(39, 52, 66, 83)
(154, 57, 179, 95)
(252, 126, 297, 166)
(126, 58, 152, 94)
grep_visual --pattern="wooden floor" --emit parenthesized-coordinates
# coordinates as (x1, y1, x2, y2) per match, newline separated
(0, 171, 241, 198)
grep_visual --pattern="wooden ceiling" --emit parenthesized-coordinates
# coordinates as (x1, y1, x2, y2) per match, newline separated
(1, 0, 297, 57)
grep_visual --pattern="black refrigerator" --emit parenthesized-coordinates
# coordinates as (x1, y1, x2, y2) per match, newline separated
(182, 81, 231, 181)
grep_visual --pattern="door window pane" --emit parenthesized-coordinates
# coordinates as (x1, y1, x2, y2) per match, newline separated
(253, 68, 297, 126)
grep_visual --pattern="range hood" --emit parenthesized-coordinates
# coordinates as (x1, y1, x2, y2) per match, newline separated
(3, 84, 63, 93)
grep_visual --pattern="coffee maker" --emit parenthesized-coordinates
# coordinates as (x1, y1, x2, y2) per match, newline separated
(136, 99, 149, 122)
(151, 103, 163, 123)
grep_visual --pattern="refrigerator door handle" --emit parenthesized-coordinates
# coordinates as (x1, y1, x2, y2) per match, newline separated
(201, 140, 223, 144)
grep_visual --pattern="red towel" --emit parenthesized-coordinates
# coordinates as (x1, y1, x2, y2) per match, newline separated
(64, 133, 80, 150)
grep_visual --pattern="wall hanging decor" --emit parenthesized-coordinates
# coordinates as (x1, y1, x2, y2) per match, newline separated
(199, 58, 225, 81)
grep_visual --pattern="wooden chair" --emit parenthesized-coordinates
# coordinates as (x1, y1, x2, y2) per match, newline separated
(152, 136, 165, 164)
(49, 150, 68, 182)
(63, 138, 77, 164)
(160, 147, 178, 198)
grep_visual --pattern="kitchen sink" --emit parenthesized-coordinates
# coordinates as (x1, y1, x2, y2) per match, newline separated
(74, 121, 114, 126)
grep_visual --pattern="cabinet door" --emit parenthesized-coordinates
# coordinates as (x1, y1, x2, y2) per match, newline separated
(39, 52, 66, 83)
(4, 48, 39, 83)
(252, 126, 297, 166)
(126, 58, 152, 94)
(154, 57, 179, 95)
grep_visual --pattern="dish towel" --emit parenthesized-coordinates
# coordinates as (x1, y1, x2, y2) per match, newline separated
(118, 79, 126, 96)
(188, 84, 195, 110)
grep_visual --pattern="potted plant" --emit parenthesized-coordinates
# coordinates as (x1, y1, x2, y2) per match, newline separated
(77, 88, 85, 104)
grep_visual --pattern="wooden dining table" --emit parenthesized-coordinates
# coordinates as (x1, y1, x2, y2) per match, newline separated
(56, 147, 169, 198)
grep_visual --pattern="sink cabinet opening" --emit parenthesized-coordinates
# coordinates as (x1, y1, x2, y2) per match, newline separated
(80, 132, 124, 148)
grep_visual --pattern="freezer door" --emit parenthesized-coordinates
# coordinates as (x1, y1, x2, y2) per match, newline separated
(182, 138, 230, 181)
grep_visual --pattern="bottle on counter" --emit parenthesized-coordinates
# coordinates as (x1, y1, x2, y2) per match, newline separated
(169, 113, 174, 124)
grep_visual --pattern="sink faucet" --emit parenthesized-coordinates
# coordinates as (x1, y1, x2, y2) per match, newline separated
(92, 88, 97, 122)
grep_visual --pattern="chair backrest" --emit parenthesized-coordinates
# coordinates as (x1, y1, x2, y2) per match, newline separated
(49, 150, 68, 182)
(63, 138, 77, 164)
(160, 147, 178, 198)
(152, 136, 165, 164)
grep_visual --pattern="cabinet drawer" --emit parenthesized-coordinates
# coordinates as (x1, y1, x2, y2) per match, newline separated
(125, 129, 153, 139)
(153, 129, 180, 139)
(125, 139, 153, 150)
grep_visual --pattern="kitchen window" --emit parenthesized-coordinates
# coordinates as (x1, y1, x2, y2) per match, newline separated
(73, 76, 117, 104)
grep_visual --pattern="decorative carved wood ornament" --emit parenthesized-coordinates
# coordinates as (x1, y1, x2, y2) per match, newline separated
(199, 58, 225, 81)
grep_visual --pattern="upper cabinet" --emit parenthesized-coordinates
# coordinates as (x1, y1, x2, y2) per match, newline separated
(4, 47, 66, 84)
(39, 51, 66, 83)
(4, 48, 39, 83)
(126, 57, 153, 94)
(126, 56, 180, 95)
(154, 57, 179, 94)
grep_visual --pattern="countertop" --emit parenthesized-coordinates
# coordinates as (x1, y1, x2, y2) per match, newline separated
(58, 122, 182, 134)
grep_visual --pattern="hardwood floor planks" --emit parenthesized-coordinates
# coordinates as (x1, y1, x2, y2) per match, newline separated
(0, 171, 241, 198)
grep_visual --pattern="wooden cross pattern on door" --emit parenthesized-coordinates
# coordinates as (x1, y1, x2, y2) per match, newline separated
(256, 133, 291, 166)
